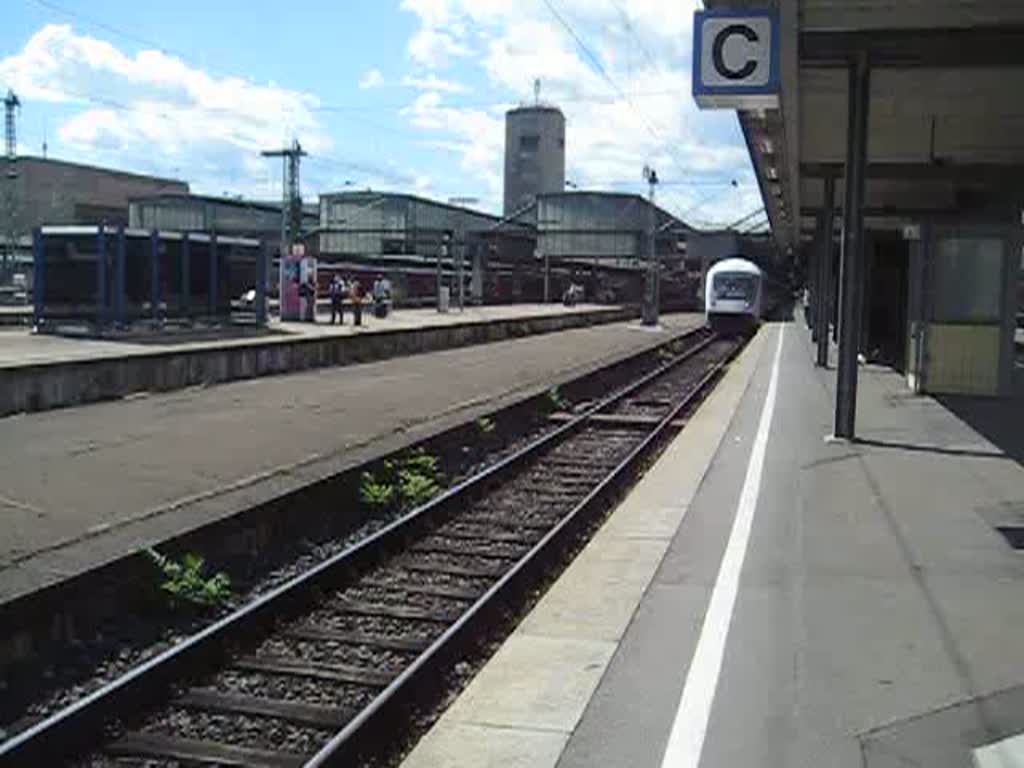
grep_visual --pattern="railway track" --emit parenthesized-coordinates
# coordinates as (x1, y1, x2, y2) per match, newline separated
(0, 328, 744, 768)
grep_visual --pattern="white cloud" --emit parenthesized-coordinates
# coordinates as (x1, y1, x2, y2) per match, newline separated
(397, 0, 759, 225)
(407, 27, 472, 69)
(0, 24, 330, 195)
(358, 68, 385, 89)
(401, 74, 469, 94)
(400, 93, 504, 206)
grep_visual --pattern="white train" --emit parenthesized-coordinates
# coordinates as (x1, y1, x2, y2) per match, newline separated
(704, 257, 764, 332)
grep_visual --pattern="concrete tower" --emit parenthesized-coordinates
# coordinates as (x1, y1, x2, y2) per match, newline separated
(503, 103, 565, 216)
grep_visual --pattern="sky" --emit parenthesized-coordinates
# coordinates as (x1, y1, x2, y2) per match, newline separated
(0, 0, 763, 228)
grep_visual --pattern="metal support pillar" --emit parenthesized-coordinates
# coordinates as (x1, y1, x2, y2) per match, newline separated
(150, 229, 160, 325)
(642, 166, 659, 326)
(209, 232, 219, 319)
(96, 225, 107, 329)
(436, 242, 443, 311)
(543, 249, 550, 303)
(115, 226, 126, 328)
(809, 242, 819, 337)
(181, 233, 191, 318)
(834, 52, 871, 440)
(256, 241, 268, 324)
(31, 227, 42, 328)
(816, 175, 836, 367)
(457, 232, 465, 311)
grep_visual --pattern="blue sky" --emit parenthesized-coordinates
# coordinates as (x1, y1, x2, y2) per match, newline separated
(0, 0, 761, 226)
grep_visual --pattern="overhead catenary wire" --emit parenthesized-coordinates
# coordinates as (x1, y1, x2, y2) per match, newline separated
(725, 206, 767, 231)
(538, 0, 698, 220)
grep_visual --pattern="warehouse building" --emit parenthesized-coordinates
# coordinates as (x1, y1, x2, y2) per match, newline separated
(5, 156, 188, 232)
(314, 191, 535, 304)
(1, 156, 189, 284)
(536, 191, 695, 307)
(129, 193, 318, 253)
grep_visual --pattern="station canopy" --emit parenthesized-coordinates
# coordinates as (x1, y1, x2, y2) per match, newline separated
(708, 0, 1024, 250)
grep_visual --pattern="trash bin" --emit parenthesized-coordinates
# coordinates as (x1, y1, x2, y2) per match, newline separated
(439, 286, 450, 313)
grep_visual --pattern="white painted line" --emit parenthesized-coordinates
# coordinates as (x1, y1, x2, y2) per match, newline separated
(659, 324, 786, 768)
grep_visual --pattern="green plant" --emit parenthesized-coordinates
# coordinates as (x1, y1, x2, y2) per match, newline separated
(360, 449, 443, 511)
(397, 448, 441, 507)
(546, 385, 567, 411)
(401, 448, 438, 479)
(476, 416, 496, 435)
(399, 469, 441, 507)
(360, 466, 396, 510)
(146, 549, 231, 610)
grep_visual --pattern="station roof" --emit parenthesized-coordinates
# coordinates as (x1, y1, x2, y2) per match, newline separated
(709, 0, 1024, 250)
(319, 190, 504, 223)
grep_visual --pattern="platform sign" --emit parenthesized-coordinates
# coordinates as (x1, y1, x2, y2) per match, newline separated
(693, 10, 779, 110)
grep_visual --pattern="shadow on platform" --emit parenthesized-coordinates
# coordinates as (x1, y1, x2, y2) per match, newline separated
(934, 375, 1024, 468)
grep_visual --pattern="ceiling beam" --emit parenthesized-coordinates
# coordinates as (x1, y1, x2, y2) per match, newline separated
(801, 162, 1024, 183)
(800, 205, 958, 218)
(800, 26, 1024, 69)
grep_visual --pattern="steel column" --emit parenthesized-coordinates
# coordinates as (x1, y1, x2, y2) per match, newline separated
(256, 241, 268, 324)
(96, 225, 107, 329)
(115, 226, 126, 328)
(816, 174, 836, 367)
(209, 232, 218, 318)
(31, 227, 43, 327)
(181, 233, 191, 317)
(150, 230, 160, 325)
(834, 52, 871, 439)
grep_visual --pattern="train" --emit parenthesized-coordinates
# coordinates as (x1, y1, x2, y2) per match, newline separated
(704, 257, 764, 333)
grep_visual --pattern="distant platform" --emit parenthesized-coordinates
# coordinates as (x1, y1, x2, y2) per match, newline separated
(0, 303, 634, 416)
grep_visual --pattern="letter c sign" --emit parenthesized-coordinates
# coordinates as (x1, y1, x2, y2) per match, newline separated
(713, 24, 759, 80)
(693, 11, 779, 109)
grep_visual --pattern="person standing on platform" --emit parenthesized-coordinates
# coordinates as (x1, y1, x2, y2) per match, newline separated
(350, 277, 363, 327)
(329, 275, 346, 325)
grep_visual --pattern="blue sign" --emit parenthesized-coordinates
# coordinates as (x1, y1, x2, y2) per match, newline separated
(693, 10, 780, 109)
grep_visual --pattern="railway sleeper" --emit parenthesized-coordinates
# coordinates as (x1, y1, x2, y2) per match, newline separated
(323, 597, 461, 623)
(283, 625, 432, 653)
(410, 541, 526, 561)
(107, 732, 309, 768)
(233, 655, 394, 688)
(398, 559, 505, 580)
(176, 688, 352, 730)
(431, 526, 540, 545)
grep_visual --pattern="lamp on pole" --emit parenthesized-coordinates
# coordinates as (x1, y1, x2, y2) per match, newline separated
(642, 165, 659, 326)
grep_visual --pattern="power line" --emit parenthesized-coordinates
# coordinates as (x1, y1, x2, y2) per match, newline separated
(538, 0, 701, 221)
(607, 0, 662, 77)
(314, 87, 690, 114)
(725, 207, 767, 230)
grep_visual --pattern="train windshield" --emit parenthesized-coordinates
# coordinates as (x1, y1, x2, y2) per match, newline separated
(713, 273, 757, 301)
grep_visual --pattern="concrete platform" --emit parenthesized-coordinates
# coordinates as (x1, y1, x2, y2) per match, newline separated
(0, 303, 632, 416)
(0, 313, 701, 608)
(403, 320, 1024, 768)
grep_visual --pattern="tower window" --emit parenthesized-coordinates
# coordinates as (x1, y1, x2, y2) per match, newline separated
(520, 135, 540, 151)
